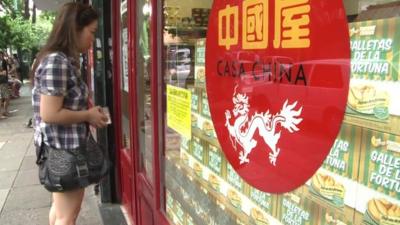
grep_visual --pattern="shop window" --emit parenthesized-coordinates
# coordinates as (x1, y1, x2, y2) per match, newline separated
(162, 1, 400, 224)
(137, 0, 154, 185)
(120, 0, 131, 149)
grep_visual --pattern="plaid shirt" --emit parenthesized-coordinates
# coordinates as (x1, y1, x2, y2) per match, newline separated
(32, 52, 88, 149)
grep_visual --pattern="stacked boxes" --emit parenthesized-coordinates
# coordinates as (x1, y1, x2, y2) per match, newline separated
(166, 190, 187, 225)
(226, 163, 244, 192)
(304, 124, 361, 223)
(207, 143, 225, 192)
(164, 6, 181, 26)
(322, 124, 362, 180)
(353, 129, 400, 225)
(277, 188, 319, 225)
(164, 7, 210, 27)
(345, 17, 400, 135)
(192, 8, 210, 27)
(358, 129, 400, 198)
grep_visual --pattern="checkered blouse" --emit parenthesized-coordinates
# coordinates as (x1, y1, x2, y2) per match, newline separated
(32, 52, 88, 149)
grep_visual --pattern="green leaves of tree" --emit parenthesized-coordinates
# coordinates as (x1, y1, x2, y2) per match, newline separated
(0, 10, 54, 51)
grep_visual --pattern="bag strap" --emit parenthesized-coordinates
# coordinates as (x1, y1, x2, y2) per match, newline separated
(35, 132, 46, 165)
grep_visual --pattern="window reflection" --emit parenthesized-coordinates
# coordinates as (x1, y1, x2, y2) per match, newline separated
(120, 0, 130, 149)
(137, 0, 154, 185)
(162, 1, 400, 225)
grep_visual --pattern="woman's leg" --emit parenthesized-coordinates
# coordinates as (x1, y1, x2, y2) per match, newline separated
(49, 202, 56, 225)
(52, 188, 85, 225)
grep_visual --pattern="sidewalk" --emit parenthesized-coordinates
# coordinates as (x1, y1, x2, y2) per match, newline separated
(0, 85, 104, 225)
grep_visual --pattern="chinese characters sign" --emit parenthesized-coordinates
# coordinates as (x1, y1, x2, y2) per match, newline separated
(206, 0, 350, 193)
(219, 0, 311, 50)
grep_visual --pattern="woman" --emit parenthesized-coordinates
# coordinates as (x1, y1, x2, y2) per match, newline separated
(31, 3, 108, 225)
(7, 58, 21, 98)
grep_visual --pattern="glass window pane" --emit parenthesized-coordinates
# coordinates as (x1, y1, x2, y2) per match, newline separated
(120, 0, 130, 149)
(161, 1, 400, 225)
(137, 0, 154, 185)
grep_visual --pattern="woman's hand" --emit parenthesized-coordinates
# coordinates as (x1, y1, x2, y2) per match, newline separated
(87, 106, 108, 128)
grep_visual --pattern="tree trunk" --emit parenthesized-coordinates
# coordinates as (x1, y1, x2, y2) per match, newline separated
(17, 48, 24, 83)
(32, 3, 36, 23)
(24, 0, 29, 20)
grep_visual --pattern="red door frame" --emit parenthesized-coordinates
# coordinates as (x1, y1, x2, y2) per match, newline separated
(150, 0, 170, 224)
(111, 0, 171, 224)
(110, 0, 138, 224)
(132, 0, 159, 224)
(135, 0, 170, 224)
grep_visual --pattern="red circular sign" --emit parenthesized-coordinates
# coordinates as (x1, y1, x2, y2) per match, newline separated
(206, 0, 350, 193)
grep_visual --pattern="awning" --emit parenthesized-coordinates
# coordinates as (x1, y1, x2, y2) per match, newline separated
(33, 0, 72, 11)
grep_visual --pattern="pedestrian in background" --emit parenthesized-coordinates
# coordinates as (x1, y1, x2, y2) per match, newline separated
(7, 56, 22, 98)
(0, 51, 10, 118)
(31, 3, 107, 225)
(12, 54, 22, 83)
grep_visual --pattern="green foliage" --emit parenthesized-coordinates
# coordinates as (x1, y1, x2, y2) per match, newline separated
(0, 16, 13, 49)
(39, 11, 56, 22)
(0, 13, 54, 51)
(0, 0, 24, 18)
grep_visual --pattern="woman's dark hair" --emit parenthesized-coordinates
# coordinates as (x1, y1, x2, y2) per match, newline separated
(30, 3, 99, 84)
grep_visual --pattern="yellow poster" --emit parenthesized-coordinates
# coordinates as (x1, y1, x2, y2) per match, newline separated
(167, 85, 192, 139)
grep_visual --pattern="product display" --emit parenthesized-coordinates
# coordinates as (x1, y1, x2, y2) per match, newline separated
(227, 189, 242, 209)
(250, 207, 269, 225)
(345, 17, 400, 135)
(310, 172, 345, 208)
(365, 198, 400, 225)
(207, 143, 223, 175)
(248, 187, 275, 215)
(164, 5, 400, 225)
(347, 85, 389, 116)
(322, 124, 362, 180)
(191, 88, 199, 112)
(317, 204, 354, 225)
(277, 193, 318, 225)
(358, 129, 400, 198)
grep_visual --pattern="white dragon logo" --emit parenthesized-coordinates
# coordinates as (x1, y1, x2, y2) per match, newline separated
(225, 87, 303, 166)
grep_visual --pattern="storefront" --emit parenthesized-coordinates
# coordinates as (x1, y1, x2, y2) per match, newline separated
(90, 0, 400, 225)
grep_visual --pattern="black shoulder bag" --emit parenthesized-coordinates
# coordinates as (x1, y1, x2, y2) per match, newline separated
(36, 133, 111, 192)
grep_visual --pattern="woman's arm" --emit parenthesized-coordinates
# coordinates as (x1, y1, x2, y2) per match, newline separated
(40, 95, 107, 127)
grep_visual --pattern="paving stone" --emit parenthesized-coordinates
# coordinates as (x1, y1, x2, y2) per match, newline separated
(20, 155, 37, 171)
(2, 185, 51, 212)
(0, 136, 11, 143)
(78, 196, 103, 225)
(25, 142, 36, 157)
(10, 133, 33, 143)
(0, 207, 50, 225)
(0, 137, 31, 154)
(0, 189, 9, 213)
(100, 204, 128, 225)
(0, 171, 17, 189)
(0, 156, 23, 172)
(14, 169, 40, 187)
(0, 147, 26, 159)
